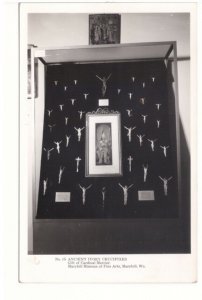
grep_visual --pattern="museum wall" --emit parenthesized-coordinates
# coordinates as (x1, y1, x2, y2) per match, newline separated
(28, 13, 190, 253)
(28, 13, 190, 145)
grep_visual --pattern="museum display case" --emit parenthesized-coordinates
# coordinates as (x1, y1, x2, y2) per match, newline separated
(30, 42, 190, 254)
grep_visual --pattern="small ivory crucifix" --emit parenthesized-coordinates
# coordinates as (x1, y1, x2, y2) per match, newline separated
(65, 135, 71, 148)
(64, 117, 68, 126)
(48, 124, 56, 133)
(58, 166, 65, 184)
(124, 126, 136, 142)
(78, 111, 85, 120)
(128, 92, 133, 100)
(143, 164, 148, 182)
(155, 103, 162, 110)
(70, 98, 76, 106)
(147, 139, 157, 151)
(75, 156, 82, 172)
(47, 109, 53, 117)
(43, 178, 48, 196)
(127, 156, 133, 172)
(79, 184, 92, 205)
(141, 114, 148, 124)
(101, 187, 106, 208)
(74, 127, 85, 142)
(137, 134, 145, 147)
(118, 183, 134, 206)
(43, 147, 54, 160)
(54, 140, 62, 154)
(96, 74, 111, 97)
(83, 93, 89, 100)
(160, 145, 169, 157)
(159, 176, 172, 196)
(59, 104, 64, 111)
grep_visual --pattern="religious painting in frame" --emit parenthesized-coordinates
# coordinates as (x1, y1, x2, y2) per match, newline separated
(85, 110, 122, 177)
(89, 14, 121, 45)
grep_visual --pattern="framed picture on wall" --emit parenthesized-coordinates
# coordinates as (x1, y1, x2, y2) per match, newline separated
(85, 110, 122, 177)
(89, 14, 121, 45)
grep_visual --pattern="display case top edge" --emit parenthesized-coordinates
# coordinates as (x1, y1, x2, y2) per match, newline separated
(35, 41, 176, 64)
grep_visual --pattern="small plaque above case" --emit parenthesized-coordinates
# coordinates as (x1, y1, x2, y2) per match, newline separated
(138, 190, 155, 201)
(99, 99, 109, 107)
(55, 192, 71, 203)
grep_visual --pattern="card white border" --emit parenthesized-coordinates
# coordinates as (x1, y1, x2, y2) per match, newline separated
(15, 1, 197, 285)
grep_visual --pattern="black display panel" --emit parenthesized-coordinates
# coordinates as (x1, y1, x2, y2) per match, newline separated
(37, 60, 179, 219)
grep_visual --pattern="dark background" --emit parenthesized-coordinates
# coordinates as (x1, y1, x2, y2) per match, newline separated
(37, 60, 179, 219)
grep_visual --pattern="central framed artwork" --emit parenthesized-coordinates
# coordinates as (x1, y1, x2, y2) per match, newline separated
(85, 110, 122, 177)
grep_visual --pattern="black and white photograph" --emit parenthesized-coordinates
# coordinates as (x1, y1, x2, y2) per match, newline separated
(13, 2, 198, 285)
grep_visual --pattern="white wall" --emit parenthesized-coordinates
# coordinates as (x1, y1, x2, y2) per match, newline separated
(121, 13, 189, 57)
(28, 13, 190, 56)
(28, 14, 89, 47)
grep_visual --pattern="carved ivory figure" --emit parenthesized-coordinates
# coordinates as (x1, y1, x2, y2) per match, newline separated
(118, 183, 133, 206)
(159, 176, 172, 196)
(74, 127, 85, 142)
(96, 74, 111, 97)
(124, 126, 136, 142)
(79, 184, 92, 205)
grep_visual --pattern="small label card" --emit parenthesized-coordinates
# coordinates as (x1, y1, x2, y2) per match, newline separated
(55, 192, 71, 203)
(99, 99, 109, 107)
(138, 190, 155, 201)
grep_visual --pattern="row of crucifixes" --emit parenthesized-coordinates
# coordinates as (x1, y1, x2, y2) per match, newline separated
(43, 177, 172, 205)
